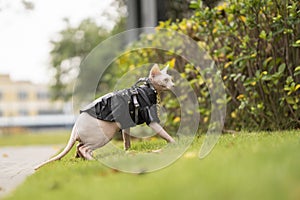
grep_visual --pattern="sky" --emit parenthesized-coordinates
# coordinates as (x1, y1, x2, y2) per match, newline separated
(0, 0, 116, 84)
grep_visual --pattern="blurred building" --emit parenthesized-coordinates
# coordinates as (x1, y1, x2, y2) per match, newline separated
(0, 74, 68, 117)
(0, 74, 74, 129)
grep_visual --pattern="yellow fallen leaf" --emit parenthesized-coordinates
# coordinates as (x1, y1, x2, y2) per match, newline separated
(239, 16, 246, 23)
(231, 111, 237, 118)
(173, 117, 180, 123)
(203, 117, 209, 123)
(169, 58, 176, 68)
(251, 81, 257, 86)
(213, 27, 218, 34)
(224, 61, 232, 69)
(237, 94, 245, 100)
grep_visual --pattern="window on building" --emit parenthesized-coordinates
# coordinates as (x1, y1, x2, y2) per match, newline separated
(19, 109, 28, 116)
(18, 91, 28, 100)
(38, 110, 63, 115)
(37, 91, 49, 100)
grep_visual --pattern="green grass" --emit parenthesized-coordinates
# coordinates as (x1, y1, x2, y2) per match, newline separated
(3, 131, 300, 200)
(0, 130, 70, 146)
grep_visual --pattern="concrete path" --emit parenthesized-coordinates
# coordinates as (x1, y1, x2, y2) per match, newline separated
(0, 145, 60, 198)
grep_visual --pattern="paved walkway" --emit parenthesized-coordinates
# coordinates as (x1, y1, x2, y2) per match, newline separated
(0, 146, 60, 198)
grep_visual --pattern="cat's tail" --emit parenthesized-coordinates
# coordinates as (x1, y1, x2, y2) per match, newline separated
(34, 125, 78, 170)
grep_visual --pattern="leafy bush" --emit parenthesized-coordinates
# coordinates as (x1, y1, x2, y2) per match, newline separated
(115, 0, 300, 131)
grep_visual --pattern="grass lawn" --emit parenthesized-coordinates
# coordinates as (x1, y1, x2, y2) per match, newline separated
(0, 130, 70, 146)
(2, 130, 300, 200)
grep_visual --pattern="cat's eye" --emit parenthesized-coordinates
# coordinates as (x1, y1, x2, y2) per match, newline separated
(164, 78, 169, 82)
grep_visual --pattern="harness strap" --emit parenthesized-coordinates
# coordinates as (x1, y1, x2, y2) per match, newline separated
(130, 87, 140, 124)
(132, 95, 139, 123)
(135, 77, 157, 94)
(131, 77, 157, 124)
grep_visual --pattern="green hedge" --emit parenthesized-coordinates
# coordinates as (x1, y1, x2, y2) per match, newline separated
(113, 0, 300, 131)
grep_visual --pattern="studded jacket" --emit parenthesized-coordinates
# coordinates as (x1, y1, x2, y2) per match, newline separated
(80, 78, 160, 129)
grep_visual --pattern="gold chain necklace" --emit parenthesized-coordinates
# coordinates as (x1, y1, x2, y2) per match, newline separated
(156, 91, 161, 118)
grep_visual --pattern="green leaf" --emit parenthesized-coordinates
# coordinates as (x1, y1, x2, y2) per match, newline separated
(278, 63, 286, 74)
(292, 40, 300, 47)
(286, 97, 295, 104)
(262, 74, 272, 81)
(189, 1, 200, 9)
(263, 57, 273, 68)
(259, 30, 267, 40)
(294, 66, 300, 72)
(292, 43, 300, 47)
(294, 70, 300, 76)
(286, 76, 293, 84)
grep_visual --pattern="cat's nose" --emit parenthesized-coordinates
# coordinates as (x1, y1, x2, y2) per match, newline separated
(169, 83, 175, 90)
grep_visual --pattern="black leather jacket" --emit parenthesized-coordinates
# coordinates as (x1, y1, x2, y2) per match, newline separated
(80, 78, 160, 129)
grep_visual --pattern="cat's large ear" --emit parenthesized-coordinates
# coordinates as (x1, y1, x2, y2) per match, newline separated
(149, 64, 161, 77)
(161, 64, 169, 74)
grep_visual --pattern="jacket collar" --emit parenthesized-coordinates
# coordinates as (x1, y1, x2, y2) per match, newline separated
(134, 77, 157, 94)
